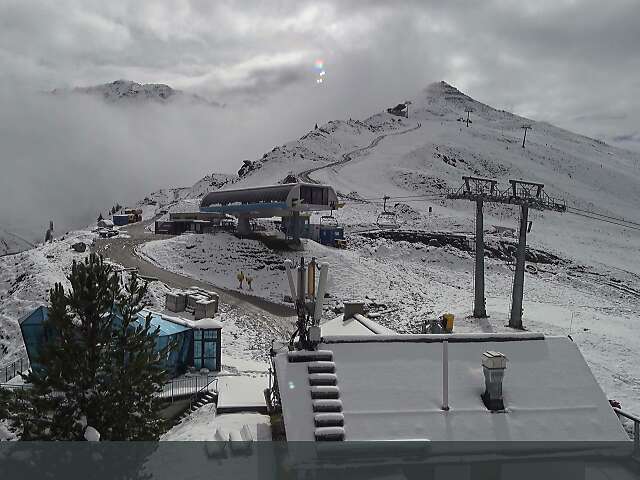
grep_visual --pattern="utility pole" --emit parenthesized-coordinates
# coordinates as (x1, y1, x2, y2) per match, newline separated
(447, 177, 566, 327)
(521, 124, 532, 148)
(465, 107, 473, 127)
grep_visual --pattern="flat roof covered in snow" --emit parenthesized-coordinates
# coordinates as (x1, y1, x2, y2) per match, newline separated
(273, 333, 628, 442)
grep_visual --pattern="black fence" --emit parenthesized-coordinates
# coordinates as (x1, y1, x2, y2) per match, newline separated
(158, 374, 218, 403)
(0, 352, 30, 383)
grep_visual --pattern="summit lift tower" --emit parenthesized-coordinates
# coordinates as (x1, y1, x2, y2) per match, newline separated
(448, 176, 566, 328)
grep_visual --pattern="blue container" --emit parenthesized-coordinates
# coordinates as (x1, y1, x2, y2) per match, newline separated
(112, 214, 129, 226)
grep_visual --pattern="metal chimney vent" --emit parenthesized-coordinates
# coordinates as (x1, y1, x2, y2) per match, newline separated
(481, 351, 507, 411)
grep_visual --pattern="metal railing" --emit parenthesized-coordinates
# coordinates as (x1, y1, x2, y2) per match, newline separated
(614, 407, 640, 453)
(188, 376, 218, 411)
(1, 375, 218, 405)
(0, 353, 30, 383)
(0, 383, 30, 393)
(1, 372, 217, 403)
(159, 374, 218, 403)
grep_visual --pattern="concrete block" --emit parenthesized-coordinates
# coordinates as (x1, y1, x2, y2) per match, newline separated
(195, 299, 218, 320)
(343, 302, 365, 320)
(166, 292, 186, 312)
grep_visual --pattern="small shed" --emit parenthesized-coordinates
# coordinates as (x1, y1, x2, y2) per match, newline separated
(308, 224, 344, 246)
(17, 306, 223, 378)
(97, 219, 114, 229)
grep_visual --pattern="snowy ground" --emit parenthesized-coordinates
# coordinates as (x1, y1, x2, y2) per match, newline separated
(139, 225, 640, 414)
(162, 409, 271, 441)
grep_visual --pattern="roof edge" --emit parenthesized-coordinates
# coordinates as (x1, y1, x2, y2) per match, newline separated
(321, 332, 545, 344)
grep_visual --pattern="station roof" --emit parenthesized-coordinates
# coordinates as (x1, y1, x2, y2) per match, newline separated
(200, 183, 298, 208)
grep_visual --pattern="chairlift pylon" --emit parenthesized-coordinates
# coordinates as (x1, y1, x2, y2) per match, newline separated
(376, 195, 398, 229)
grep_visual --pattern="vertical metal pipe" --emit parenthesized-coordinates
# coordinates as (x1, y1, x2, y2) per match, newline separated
(442, 340, 449, 411)
(510, 205, 529, 329)
(297, 258, 306, 302)
(474, 200, 486, 318)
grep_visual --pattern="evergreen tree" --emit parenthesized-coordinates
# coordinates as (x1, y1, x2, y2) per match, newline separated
(8, 254, 170, 440)
(101, 273, 169, 440)
(14, 254, 118, 439)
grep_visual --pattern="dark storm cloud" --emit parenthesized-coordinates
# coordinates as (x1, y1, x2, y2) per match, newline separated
(216, 64, 309, 101)
(1, 0, 640, 240)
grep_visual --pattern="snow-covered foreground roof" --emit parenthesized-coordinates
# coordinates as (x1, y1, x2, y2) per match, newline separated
(274, 333, 628, 442)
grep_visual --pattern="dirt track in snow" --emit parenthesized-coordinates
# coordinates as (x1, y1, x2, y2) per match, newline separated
(93, 219, 295, 320)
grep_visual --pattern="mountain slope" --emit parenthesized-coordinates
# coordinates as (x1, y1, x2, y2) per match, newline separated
(210, 81, 640, 272)
(137, 81, 640, 412)
(0, 228, 34, 257)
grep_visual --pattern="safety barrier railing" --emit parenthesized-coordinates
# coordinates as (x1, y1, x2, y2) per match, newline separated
(188, 376, 218, 411)
(0, 353, 30, 383)
(159, 374, 218, 403)
(614, 407, 640, 454)
(1, 371, 216, 403)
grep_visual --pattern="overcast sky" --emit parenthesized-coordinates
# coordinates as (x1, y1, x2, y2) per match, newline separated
(1, 0, 639, 239)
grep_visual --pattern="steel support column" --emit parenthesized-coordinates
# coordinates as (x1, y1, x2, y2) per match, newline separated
(237, 216, 251, 235)
(510, 205, 529, 329)
(474, 199, 487, 317)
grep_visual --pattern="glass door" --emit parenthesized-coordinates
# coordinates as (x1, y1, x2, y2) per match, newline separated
(193, 329, 217, 370)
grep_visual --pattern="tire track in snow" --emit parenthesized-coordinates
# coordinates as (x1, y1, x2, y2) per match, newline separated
(299, 122, 422, 185)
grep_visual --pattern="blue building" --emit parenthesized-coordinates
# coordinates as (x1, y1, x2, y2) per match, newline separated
(18, 307, 222, 377)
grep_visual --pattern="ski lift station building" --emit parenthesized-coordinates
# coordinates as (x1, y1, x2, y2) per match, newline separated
(18, 306, 222, 377)
(200, 183, 339, 239)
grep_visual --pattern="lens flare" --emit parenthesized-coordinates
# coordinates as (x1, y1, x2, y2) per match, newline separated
(314, 59, 324, 70)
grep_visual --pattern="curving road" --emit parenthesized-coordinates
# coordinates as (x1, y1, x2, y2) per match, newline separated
(93, 219, 295, 318)
(299, 121, 422, 184)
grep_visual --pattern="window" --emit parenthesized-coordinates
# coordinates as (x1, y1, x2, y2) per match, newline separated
(193, 329, 217, 370)
(311, 187, 323, 205)
(300, 186, 313, 204)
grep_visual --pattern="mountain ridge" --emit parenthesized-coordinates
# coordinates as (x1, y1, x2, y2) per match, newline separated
(51, 79, 222, 107)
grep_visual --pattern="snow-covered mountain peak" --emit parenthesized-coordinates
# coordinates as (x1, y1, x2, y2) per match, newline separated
(51, 80, 221, 106)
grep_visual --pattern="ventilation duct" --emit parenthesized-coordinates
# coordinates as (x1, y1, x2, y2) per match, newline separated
(481, 351, 507, 411)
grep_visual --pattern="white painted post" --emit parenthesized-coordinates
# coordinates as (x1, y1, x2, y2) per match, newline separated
(442, 340, 449, 411)
(313, 263, 329, 325)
